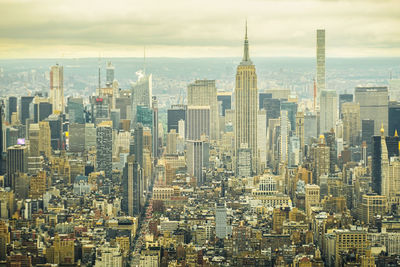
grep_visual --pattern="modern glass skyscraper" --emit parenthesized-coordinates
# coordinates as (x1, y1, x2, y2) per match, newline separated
(235, 23, 258, 174)
(131, 74, 152, 125)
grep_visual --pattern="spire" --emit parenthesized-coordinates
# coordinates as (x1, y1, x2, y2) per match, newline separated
(241, 20, 252, 65)
(380, 123, 385, 136)
(395, 129, 398, 137)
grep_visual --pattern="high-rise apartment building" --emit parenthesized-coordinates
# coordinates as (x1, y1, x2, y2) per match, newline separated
(235, 24, 258, 174)
(355, 86, 388, 135)
(50, 64, 64, 113)
(188, 80, 219, 140)
(96, 121, 113, 178)
(316, 29, 326, 94)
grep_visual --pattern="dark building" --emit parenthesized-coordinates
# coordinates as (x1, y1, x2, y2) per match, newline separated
(324, 130, 337, 174)
(371, 135, 399, 195)
(258, 92, 272, 110)
(134, 123, 144, 167)
(339, 94, 353, 118)
(217, 93, 232, 116)
(20, 96, 34, 125)
(389, 101, 400, 137)
(281, 101, 298, 132)
(0, 105, 5, 175)
(122, 158, 143, 216)
(68, 98, 85, 124)
(90, 96, 110, 125)
(167, 105, 186, 133)
(6, 145, 27, 189)
(362, 119, 375, 155)
(46, 114, 63, 151)
(7, 96, 17, 123)
(34, 102, 52, 123)
(263, 98, 280, 126)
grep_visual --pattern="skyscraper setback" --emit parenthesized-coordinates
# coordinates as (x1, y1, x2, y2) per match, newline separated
(316, 29, 325, 95)
(235, 23, 258, 175)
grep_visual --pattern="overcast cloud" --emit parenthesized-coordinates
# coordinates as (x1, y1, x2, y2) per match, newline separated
(0, 0, 399, 58)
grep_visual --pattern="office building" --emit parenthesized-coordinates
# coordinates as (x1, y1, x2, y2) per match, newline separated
(6, 145, 27, 189)
(355, 86, 388, 135)
(136, 105, 153, 130)
(134, 123, 144, 167)
(296, 112, 305, 157)
(106, 61, 115, 87)
(389, 101, 400, 137)
(50, 64, 64, 113)
(257, 110, 267, 171)
(167, 105, 186, 134)
(91, 96, 110, 125)
(69, 123, 86, 152)
(320, 90, 337, 133)
(85, 123, 96, 150)
(186, 106, 210, 140)
(131, 73, 152, 124)
(235, 24, 258, 174)
(34, 102, 52, 123)
(68, 98, 85, 124)
(281, 101, 297, 132)
(360, 194, 387, 224)
(188, 80, 219, 140)
(46, 114, 63, 151)
(186, 140, 209, 185)
(305, 184, 320, 217)
(122, 156, 143, 216)
(316, 29, 325, 93)
(216, 202, 228, 239)
(280, 110, 290, 163)
(263, 98, 280, 126)
(152, 96, 159, 158)
(237, 144, 252, 178)
(116, 96, 131, 120)
(96, 121, 113, 178)
(7, 96, 17, 123)
(217, 92, 232, 116)
(362, 119, 375, 155)
(259, 92, 272, 110)
(20, 96, 34, 125)
(371, 127, 399, 195)
(338, 94, 353, 118)
(342, 102, 360, 146)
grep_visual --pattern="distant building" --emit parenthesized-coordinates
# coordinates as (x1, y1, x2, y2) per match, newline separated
(355, 86, 388, 135)
(96, 121, 113, 178)
(50, 64, 64, 113)
(320, 90, 337, 133)
(131, 73, 152, 125)
(316, 29, 325, 93)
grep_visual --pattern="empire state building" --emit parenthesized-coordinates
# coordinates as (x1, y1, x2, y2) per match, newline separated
(235, 23, 258, 175)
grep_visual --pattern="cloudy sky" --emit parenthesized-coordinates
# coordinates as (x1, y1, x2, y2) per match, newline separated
(0, 0, 399, 58)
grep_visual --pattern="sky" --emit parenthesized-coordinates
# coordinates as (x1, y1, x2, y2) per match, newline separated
(0, 0, 399, 59)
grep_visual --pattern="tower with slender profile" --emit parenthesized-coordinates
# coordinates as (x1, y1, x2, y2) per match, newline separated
(235, 22, 258, 175)
(316, 29, 325, 95)
(50, 64, 64, 113)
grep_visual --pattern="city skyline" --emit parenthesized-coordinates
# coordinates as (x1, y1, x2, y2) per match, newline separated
(1, 0, 400, 58)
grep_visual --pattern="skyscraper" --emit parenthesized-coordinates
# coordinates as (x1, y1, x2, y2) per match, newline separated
(338, 94, 353, 118)
(122, 156, 143, 216)
(355, 86, 388, 135)
(186, 106, 210, 141)
(319, 90, 337, 133)
(316, 29, 326, 94)
(217, 92, 232, 116)
(7, 97, 17, 123)
(152, 96, 159, 158)
(342, 102, 360, 146)
(50, 64, 64, 113)
(68, 98, 85, 124)
(106, 61, 115, 87)
(96, 121, 113, 178)
(6, 145, 28, 189)
(186, 140, 209, 185)
(187, 80, 219, 140)
(389, 101, 400, 136)
(167, 105, 186, 134)
(20, 96, 34, 125)
(280, 110, 289, 163)
(131, 73, 152, 125)
(235, 23, 258, 174)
